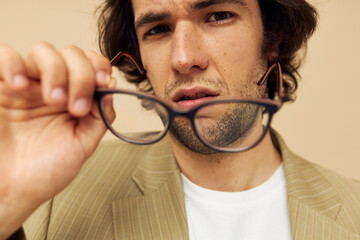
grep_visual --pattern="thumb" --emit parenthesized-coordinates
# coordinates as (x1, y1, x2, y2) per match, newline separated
(75, 100, 108, 158)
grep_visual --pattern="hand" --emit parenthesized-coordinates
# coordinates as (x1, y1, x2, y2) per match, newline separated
(0, 42, 112, 239)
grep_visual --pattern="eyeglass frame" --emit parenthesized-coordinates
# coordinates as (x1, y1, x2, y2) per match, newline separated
(94, 51, 284, 153)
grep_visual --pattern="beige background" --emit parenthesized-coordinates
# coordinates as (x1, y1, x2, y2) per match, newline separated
(1, 0, 359, 180)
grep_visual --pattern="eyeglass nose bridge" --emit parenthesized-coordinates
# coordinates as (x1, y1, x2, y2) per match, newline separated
(165, 106, 199, 129)
(163, 105, 216, 147)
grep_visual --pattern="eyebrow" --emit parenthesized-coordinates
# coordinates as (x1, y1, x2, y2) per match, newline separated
(192, 0, 247, 10)
(134, 0, 247, 31)
(135, 12, 171, 31)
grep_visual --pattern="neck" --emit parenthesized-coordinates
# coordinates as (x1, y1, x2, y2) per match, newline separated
(170, 131, 282, 192)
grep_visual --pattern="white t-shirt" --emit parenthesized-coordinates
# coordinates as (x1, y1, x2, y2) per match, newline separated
(181, 164, 292, 240)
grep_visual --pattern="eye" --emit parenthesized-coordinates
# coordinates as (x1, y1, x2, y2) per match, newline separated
(207, 12, 234, 23)
(144, 25, 170, 38)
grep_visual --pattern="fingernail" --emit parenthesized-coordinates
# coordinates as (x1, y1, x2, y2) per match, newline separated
(12, 75, 29, 88)
(73, 98, 91, 115)
(106, 75, 112, 87)
(96, 71, 107, 85)
(51, 88, 66, 102)
(103, 96, 115, 121)
(103, 95, 113, 108)
(107, 76, 117, 88)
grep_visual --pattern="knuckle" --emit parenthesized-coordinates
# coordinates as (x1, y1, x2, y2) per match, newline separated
(31, 41, 54, 53)
(85, 50, 98, 56)
(68, 68, 95, 92)
(29, 42, 65, 71)
(0, 44, 14, 54)
(9, 108, 37, 122)
(38, 56, 66, 80)
(46, 56, 64, 71)
(0, 45, 19, 61)
(10, 109, 28, 122)
(0, 46, 24, 77)
(74, 73, 95, 88)
(86, 51, 111, 72)
(61, 45, 83, 56)
(69, 63, 96, 84)
(86, 50, 105, 60)
(69, 73, 95, 97)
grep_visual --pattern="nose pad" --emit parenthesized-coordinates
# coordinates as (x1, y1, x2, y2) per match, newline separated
(170, 24, 208, 75)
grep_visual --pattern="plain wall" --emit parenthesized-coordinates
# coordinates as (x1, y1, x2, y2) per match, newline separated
(1, 0, 359, 180)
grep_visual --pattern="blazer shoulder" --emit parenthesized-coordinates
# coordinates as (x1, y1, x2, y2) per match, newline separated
(311, 161, 360, 232)
(313, 162, 360, 198)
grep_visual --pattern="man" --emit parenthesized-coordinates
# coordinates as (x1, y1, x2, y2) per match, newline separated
(0, 0, 359, 240)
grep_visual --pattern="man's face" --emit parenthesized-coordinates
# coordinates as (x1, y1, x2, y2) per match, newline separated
(132, 0, 270, 153)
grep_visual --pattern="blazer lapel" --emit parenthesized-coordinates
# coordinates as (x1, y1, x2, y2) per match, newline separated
(111, 136, 189, 240)
(112, 130, 360, 240)
(273, 130, 360, 239)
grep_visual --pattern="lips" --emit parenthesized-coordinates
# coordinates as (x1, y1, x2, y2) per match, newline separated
(181, 93, 208, 100)
(172, 87, 219, 108)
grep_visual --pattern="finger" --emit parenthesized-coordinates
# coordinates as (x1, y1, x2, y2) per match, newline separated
(60, 46, 96, 117)
(0, 44, 30, 90)
(102, 94, 115, 122)
(0, 80, 43, 110)
(84, 51, 112, 87)
(25, 42, 68, 106)
(77, 100, 108, 160)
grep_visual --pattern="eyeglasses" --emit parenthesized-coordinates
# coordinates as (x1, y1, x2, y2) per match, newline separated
(94, 52, 283, 153)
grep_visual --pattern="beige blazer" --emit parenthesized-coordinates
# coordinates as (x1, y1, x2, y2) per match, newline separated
(23, 131, 360, 240)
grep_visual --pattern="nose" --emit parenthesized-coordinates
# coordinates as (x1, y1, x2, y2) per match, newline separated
(170, 22, 208, 75)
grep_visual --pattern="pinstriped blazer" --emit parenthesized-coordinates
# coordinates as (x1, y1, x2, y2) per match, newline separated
(23, 131, 360, 240)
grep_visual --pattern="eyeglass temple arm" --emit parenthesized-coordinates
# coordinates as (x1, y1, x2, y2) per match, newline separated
(257, 62, 283, 99)
(110, 51, 147, 75)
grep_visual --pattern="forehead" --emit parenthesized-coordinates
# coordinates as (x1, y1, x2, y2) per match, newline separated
(132, 0, 252, 18)
(132, 0, 195, 14)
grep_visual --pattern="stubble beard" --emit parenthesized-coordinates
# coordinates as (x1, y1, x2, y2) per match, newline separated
(168, 65, 267, 154)
(169, 102, 262, 154)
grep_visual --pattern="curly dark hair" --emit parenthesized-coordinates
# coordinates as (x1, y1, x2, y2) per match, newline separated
(97, 0, 318, 102)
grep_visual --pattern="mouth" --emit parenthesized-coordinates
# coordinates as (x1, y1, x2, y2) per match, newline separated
(172, 87, 219, 108)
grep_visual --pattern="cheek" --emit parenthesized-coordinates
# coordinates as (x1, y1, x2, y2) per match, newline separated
(225, 31, 262, 62)
(149, 78, 166, 97)
(140, 47, 169, 97)
(207, 30, 265, 94)
(208, 35, 260, 82)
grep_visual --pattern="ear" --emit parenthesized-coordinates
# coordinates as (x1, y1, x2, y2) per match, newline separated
(267, 42, 280, 62)
(264, 31, 281, 63)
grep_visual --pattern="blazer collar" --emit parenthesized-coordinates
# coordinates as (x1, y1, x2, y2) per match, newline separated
(112, 136, 189, 240)
(131, 135, 179, 194)
(271, 130, 342, 218)
(272, 129, 360, 239)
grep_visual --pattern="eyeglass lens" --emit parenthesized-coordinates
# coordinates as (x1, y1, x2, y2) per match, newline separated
(100, 92, 270, 151)
(100, 92, 170, 142)
(194, 101, 269, 151)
